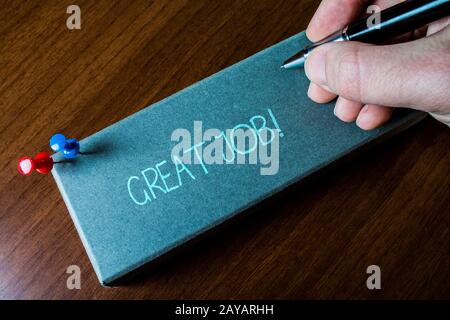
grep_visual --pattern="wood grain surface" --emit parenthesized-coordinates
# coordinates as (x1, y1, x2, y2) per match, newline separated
(0, 0, 449, 299)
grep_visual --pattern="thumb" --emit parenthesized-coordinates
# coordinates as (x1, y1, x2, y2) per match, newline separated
(304, 27, 450, 114)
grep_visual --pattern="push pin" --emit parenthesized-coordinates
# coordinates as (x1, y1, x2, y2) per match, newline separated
(50, 133, 82, 159)
(17, 152, 54, 176)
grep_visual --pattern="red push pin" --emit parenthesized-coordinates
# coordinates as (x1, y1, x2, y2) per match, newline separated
(17, 152, 54, 176)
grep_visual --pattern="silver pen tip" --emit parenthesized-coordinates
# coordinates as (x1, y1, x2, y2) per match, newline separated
(281, 49, 307, 70)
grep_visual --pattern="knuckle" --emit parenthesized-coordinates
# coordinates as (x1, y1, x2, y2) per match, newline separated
(329, 46, 365, 101)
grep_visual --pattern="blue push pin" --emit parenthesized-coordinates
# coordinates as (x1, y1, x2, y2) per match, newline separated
(50, 133, 81, 159)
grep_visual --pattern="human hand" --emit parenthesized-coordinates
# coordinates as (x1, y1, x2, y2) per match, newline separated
(305, 0, 450, 130)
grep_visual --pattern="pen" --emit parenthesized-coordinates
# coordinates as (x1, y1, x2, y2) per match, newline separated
(281, 0, 450, 70)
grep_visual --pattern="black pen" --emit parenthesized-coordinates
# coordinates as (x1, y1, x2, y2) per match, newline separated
(281, 0, 450, 70)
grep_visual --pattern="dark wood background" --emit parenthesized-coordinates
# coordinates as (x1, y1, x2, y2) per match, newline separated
(0, 0, 448, 299)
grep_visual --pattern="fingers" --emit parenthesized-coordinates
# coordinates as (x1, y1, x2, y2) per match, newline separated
(306, 0, 369, 42)
(306, 0, 405, 42)
(333, 98, 393, 130)
(334, 97, 363, 122)
(356, 104, 394, 130)
(304, 28, 450, 112)
(308, 83, 336, 103)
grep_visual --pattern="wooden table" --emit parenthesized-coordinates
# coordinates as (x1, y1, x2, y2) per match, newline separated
(0, 0, 448, 299)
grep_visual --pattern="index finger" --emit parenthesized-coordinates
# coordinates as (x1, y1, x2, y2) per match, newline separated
(306, 0, 407, 42)
(306, 0, 370, 42)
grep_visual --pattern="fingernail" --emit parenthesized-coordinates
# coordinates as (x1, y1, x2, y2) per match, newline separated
(356, 105, 371, 129)
(305, 46, 328, 86)
(307, 83, 313, 98)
